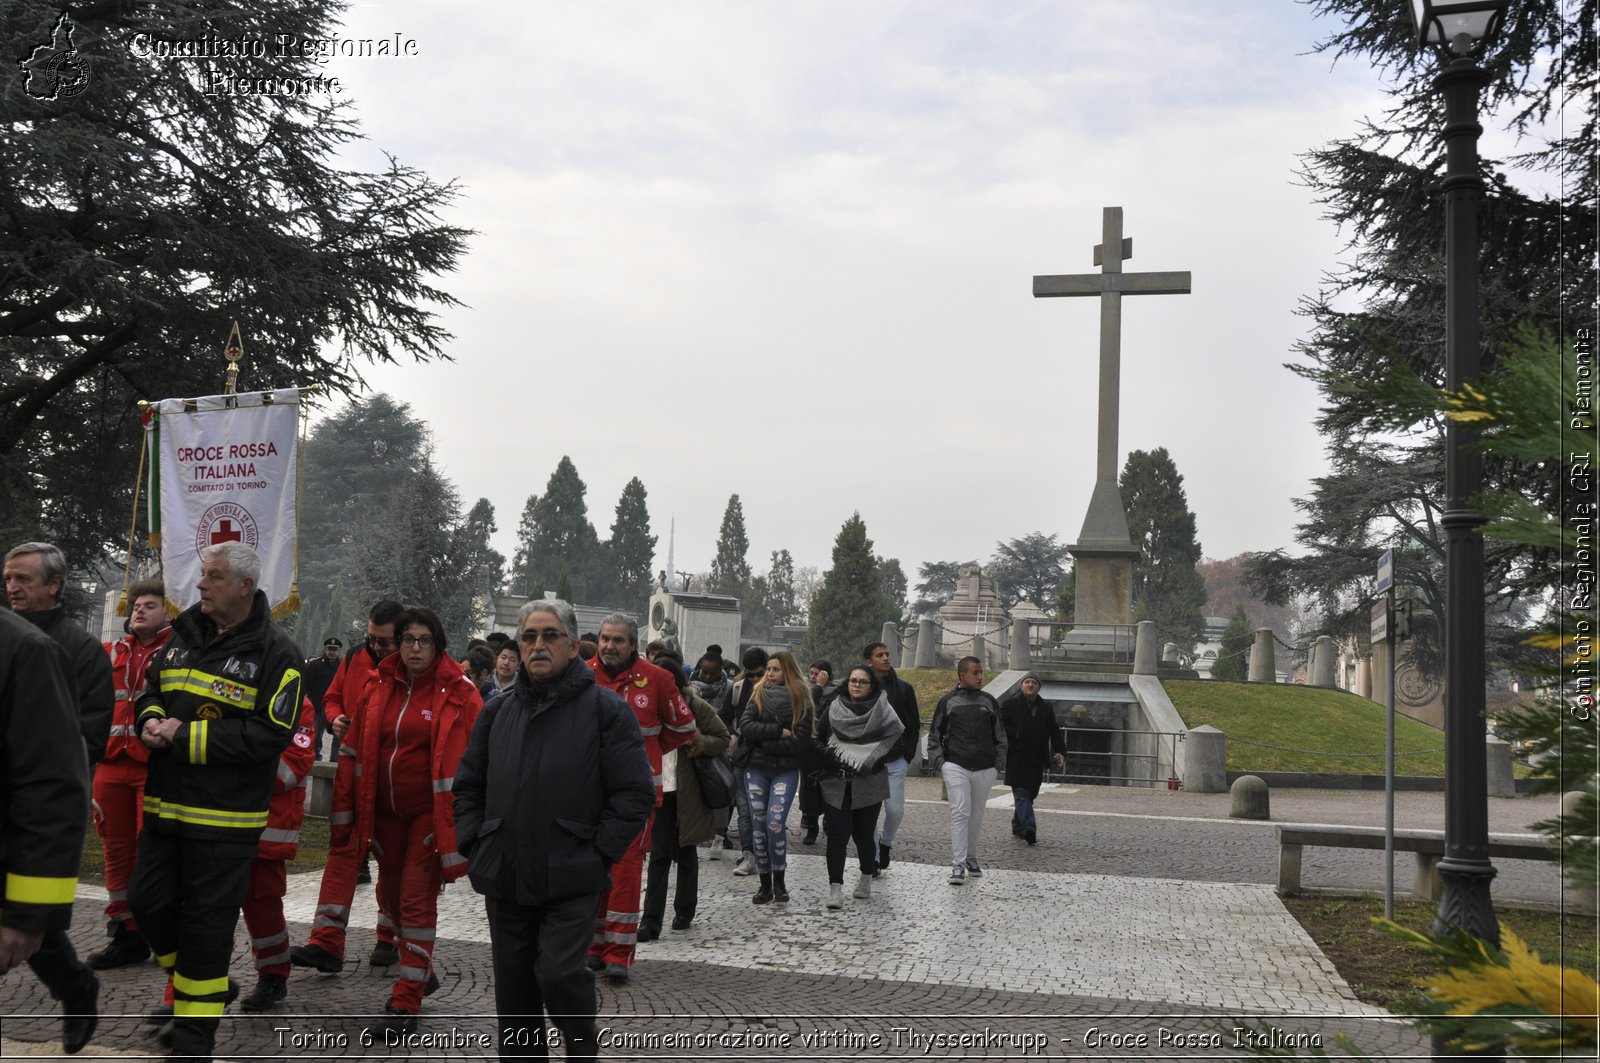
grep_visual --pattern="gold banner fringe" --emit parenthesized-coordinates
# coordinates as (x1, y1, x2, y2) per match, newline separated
(114, 590, 129, 618)
(272, 587, 302, 622)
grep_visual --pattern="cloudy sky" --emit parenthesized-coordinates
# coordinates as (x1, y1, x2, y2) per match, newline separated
(306, 0, 1406, 582)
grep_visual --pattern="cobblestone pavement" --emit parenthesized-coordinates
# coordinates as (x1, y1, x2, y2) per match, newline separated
(4, 782, 1566, 1061)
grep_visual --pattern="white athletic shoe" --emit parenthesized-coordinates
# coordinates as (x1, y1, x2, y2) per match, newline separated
(709, 837, 724, 861)
(852, 874, 872, 900)
(732, 852, 756, 876)
(827, 884, 844, 910)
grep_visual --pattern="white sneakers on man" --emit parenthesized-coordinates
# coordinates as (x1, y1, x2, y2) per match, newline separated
(852, 874, 873, 899)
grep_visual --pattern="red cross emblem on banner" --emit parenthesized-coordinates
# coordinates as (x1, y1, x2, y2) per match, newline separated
(210, 519, 244, 545)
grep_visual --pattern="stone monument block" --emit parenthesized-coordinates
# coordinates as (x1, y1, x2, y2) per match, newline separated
(936, 566, 1009, 666)
(645, 588, 741, 660)
(1183, 724, 1227, 793)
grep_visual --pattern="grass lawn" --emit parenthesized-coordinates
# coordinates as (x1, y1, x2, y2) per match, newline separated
(1285, 893, 1599, 1012)
(1164, 679, 1451, 776)
(898, 667, 998, 719)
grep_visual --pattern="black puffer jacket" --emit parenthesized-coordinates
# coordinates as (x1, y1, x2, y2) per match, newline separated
(453, 657, 654, 905)
(737, 684, 815, 774)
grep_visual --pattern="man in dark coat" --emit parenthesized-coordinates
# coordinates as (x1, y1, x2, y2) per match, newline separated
(4, 541, 112, 1053)
(301, 637, 343, 761)
(999, 671, 1066, 846)
(454, 598, 652, 1060)
(864, 641, 920, 871)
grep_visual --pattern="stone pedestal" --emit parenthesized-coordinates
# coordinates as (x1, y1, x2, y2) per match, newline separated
(1132, 621, 1157, 675)
(935, 567, 1009, 664)
(1010, 618, 1030, 668)
(1485, 738, 1515, 798)
(1183, 725, 1227, 793)
(1355, 657, 1372, 698)
(1248, 629, 1276, 683)
(914, 619, 937, 668)
(1309, 635, 1336, 688)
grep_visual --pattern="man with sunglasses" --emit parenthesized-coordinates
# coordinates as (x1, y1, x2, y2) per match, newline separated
(289, 599, 407, 974)
(455, 598, 653, 1059)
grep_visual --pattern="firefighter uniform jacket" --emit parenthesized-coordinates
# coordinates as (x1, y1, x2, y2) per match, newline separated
(135, 590, 303, 841)
(259, 697, 317, 861)
(330, 652, 480, 881)
(102, 627, 173, 766)
(19, 603, 114, 766)
(0, 608, 89, 933)
(587, 654, 697, 799)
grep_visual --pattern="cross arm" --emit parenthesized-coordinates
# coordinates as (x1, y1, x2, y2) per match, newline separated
(1032, 271, 1192, 297)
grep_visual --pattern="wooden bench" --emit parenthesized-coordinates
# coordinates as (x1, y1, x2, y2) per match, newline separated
(1276, 823, 1558, 899)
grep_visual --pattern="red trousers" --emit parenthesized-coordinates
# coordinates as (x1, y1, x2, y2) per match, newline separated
(589, 810, 653, 970)
(371, 809, 440, 1013)
(307, 835, 396, 962)
(92, 759, 145, 932)
(242, 858, 290, 979)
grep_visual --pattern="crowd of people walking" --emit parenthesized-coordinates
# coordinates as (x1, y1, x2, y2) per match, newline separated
(1, 537, 1075, 1062)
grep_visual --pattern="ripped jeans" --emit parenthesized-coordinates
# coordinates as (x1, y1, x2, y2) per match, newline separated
(743, 766, 799, 873)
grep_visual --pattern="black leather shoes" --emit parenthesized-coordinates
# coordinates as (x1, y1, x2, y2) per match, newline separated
(368, 941, 399, 967)
(86, 930, 150, 970)
(240, 974, 288, 1012)
(289, 943, 344, 973)
(367, 1004, 418, 1038)
(636, 924, 660, 943)
(61, 972, 98, 1054)
(670, 916, 692, 931)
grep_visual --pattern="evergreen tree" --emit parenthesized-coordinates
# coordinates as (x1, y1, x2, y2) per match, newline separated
(990, 533, 1072, 612)
(1122, 448, 1208, 649)
(347, 456, 482, 640)
(1247, 0, 1590, 672)
(799, 514, 899, 671)
(511, 457, 601, 601)
(604, 477, 656, 611)
(709, 494, 752, 599)
(878, 556, 910, 628)
(1211, 605, 1254, 682)
(746, 549, 800, 637)
(297, 394, 428, 630)
(454, 498, 505, 602)
(1, 0, 467, 570)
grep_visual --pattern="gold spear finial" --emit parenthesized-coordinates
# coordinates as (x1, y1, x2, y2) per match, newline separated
(222, 321, 244, 396)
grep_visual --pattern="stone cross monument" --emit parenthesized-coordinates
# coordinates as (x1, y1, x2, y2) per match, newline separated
(1034, 207, 1191, 625)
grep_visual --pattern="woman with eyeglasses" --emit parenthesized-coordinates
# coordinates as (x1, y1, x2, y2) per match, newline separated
(335, 605, 481, 1036)
(813, 664, 904, 909)
(736, 651, 815, 904)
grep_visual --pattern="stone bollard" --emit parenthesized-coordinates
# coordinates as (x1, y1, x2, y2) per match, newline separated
(1309, 635, 1336, 687)
(1248, 630, 1277, 682)
(1132, 620, 1157, 675)
(1183, 725, 1227, 793)
(915, 619, 937, 668)
(902, 627, 918, 670)
(1230, 774, 1271, 820)
(881, 622, 899, 667)
(1485, 737, 1515, 798)
(308, 761, 337, 819)
(1010, 618, 1030, 669)
(1161, 642, 1180, 665)
(971, 633, 986, 666)
(1355, 657, 1372, 699)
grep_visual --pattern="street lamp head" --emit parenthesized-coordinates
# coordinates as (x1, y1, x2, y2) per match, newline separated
(1408, 0, 1506, 56)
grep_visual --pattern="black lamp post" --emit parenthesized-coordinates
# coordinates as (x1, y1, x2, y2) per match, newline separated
(1408, 0, 1504, 952)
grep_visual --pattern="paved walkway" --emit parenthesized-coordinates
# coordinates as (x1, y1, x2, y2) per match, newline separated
(2, 782, 1570, 1060)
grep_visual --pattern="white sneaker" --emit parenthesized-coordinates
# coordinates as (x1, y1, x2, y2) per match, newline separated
(948, 865, 966, 885)
(852, 873, 872, 900)
(732, 852, 756, 876)
(709, 837, 724, 861)
(827, 884, 844, 910)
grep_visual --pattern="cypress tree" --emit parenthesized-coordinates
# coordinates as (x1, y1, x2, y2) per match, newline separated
(799, 514, 899, 671)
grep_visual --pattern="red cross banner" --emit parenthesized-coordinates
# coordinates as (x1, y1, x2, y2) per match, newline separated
(152, 389, 302, 616)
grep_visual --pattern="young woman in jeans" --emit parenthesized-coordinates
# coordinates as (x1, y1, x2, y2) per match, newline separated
(736, 651, 815, 904)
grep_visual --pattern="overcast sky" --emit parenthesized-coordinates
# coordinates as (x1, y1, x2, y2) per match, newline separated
(302, 0, 1406, 582)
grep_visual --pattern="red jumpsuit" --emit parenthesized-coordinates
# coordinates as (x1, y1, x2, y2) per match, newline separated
(244, 697, 317, 981)
(305, 646, 397, 960)
(337, 653, 478, 1014)
(95, 626, 172, 935)
(586, 654, 696, 970)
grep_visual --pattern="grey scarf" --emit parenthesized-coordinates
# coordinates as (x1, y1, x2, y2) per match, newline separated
(826, 693, 904, 773)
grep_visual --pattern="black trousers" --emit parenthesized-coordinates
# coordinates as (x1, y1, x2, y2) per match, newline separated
(485, 892, 601, 1061)
(798, 769, 822, 830)
(26, 928, 94, 1001)
(642, 792, 698, 929)
(823, 799, 881, 883)
(128, 829, 256, 1061)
